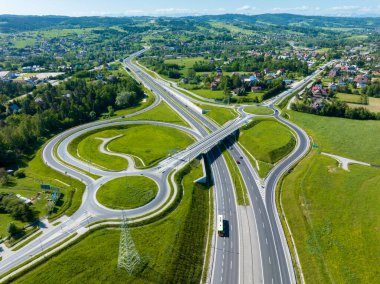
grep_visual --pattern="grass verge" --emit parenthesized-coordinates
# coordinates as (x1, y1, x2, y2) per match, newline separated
(126, 100, 190, 127)
(12, 231, 43, 251)
(221, 145, 249, 205)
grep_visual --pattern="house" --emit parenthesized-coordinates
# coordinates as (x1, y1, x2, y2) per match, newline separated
(357, 82, 367, 88)
(283, 79, 293, 85)
(16, 194, 33, 205)
(181, 78, 189, 84)
(216, 67, 223, 76)
(328, 68, 340, 77)
(35, 97, 44, 105)
(233, 87, 245, 96)
(354, 75, 368, 84)
(311, 98, 324, 110)
(311, 84, 327, 97)
(243, 75, 257, 83)
(8, 103, 20, 113)
(328, 83, 337, 91)
(211, 82, 218, 91)
(338, 81, 347, 86)
(251, 86, 262, 92)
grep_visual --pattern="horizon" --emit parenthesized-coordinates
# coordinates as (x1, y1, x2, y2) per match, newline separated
(1, 12, 379, 19)
(0, 0, 380, 17)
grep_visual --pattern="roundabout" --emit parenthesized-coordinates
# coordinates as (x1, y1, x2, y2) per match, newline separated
(96, 176, 159, 210)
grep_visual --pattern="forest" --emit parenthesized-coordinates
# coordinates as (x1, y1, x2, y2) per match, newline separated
(0, 76, 144, 168)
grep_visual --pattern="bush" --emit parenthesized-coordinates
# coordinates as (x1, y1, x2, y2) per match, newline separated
(14, 169, 26, 179)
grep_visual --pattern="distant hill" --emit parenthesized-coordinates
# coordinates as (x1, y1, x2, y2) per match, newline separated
(0, 13, 379, 33)
(192, 13, 380, 29)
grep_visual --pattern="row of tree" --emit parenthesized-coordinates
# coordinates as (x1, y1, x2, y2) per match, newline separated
(291, 100, 380, 120)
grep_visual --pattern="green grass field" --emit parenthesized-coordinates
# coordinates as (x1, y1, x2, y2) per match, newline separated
(281, 151, 380, 283)
(71, 124, 194, 169)
(13, 160, 210, 284)
(191, 89, 226, 100)
(0, 146, 86, 236)
(200, 104, 237, 126)
(126, 101, 190, 127)
(286, 110, 380, 164)
(96, 176, 158, 209)
(71, 129, 129, 171)
(222, 147, 249, 205)
(107, 125, 194, 168)
(0, 214, 26, 239)
(244, 106, 274, 115)
(239, 119, 296, 164)
(165, 57, 206, 68)
(336, 93, 361, 104)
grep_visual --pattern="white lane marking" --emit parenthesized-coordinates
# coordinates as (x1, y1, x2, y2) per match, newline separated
(269, 256, 272, 264)
(230, 261, 233, 269)
(262, 222, 265, 228)
(266, 238, 268, 245)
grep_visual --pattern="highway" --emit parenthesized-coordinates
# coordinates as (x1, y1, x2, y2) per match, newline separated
(125, 53, 242, 284)
(0, 46, 332, 284)
(128, 51, 333, 284)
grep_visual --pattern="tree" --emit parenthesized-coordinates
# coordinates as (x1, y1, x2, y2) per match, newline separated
(186, 68, 196, 79)
(107, 106, 115, 117)
(0, 168, 10, 186)
(8, 223, 22, 236)
(89, 111, 97, 121)
(116, 91, 136, 108)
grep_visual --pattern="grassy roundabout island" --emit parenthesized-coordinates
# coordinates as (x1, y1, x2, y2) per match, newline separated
(97, 176, 158, 210)
(70, 124, 195, 170)
(244, 106, 274, 115)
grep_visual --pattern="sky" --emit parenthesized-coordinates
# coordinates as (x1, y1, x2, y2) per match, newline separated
(0, 0, 379, 17)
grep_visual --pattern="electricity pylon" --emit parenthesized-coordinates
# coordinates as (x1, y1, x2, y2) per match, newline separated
(117, 213, 142, 274)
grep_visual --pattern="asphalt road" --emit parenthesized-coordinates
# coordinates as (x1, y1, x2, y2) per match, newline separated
(0, 47, 333, 284)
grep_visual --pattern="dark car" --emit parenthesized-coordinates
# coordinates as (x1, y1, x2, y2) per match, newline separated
(236, 160, 241, 164)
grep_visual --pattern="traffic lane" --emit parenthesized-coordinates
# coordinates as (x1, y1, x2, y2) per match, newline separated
(210, 148, 239, 284)
(228, 142, 285, 284)
(263, 115, 310, 284)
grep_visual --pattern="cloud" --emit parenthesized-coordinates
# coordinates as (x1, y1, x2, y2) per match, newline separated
(271, 6, 314, 12)
(328, 6, 359, 11)
(154, 8, 191, 14)
(237, 5, 251, 12)
(236, 5, 257, 13)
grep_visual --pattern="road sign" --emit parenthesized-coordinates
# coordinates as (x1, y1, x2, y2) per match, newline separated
(40, 184, 51, 190)
(312, 145, 320, 149)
